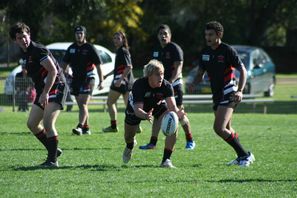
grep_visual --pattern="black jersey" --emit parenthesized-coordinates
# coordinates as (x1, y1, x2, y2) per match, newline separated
(22, 41, 65, 94)
(152, 42, 183, 81)
(63, 42, 102, 82)
(113, 46, 133, 82)
(199, 43, 243, 101)
(127, 78, 174, 113)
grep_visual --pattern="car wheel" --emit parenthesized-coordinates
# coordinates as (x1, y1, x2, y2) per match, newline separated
(264, 82, 275, 97)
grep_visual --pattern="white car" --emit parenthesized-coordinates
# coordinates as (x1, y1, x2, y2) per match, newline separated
(4, 42, 115, 95)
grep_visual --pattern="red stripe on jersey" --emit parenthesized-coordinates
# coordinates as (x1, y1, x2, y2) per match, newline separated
(224, 66, 235, 74)
(224, 73, 235, 83)
(86, 63, 95, 72)
(117, 65, 126, 74)
(49, 89, 58, 95)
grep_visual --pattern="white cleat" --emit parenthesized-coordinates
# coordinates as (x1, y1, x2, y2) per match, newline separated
(160, 159, 176, 168)
(72, 127, 82, 135)
(185, 140, 196, 150)
(227, 152, 255, 167)
(238, 152, 255, 167)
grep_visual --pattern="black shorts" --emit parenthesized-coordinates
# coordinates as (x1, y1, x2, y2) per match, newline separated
(125, 103, 167, 126)
(173, 84, 183, 106)
(110, 79, 131, 94)
(213, 91, 237, 111)
(34, 83, 67, 110)
(71, 77, 94, 96)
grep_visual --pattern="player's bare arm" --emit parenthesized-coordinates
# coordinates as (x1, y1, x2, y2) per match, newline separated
(166, 96, 185, 120)
(115, 64, 132, 87)
(169, 61, 183, 83)
(40, 56, 58, 106)
(134, 102, 153, 123)
(96, 63, 104, 90)
(234, 64, 247, 103)
(194, 67, 205, 84)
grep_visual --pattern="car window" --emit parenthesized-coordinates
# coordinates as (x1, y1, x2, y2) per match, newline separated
(259, 49, 270, 64)
(251, 50, 263, 68)
(237, 51, 250, 69)
(50, 49, 66, 64)
(97, 50, 112, 64)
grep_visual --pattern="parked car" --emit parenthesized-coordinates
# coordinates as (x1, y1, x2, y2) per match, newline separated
(4, 42, 115, 96)
(185, 45, 276, 97)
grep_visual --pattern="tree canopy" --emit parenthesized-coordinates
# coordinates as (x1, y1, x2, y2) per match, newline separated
(1, 0, 297, 69)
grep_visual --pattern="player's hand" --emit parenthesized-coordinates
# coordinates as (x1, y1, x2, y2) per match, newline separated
(39, 92, 49, 107)
(98, 82, 103, 90)
(146, 108, 154, 124)
(232, 91, 243, 103)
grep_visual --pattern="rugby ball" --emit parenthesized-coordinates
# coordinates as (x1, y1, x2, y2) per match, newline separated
(161, 111, 179, 136)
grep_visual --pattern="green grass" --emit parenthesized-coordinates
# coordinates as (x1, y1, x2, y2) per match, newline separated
(0, 111, 297, 197)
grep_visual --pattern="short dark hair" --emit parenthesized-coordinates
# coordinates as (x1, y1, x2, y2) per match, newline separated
(205, 21, 224, 36)
(9, 22, 30, 40)
(157, 24, 171, 35)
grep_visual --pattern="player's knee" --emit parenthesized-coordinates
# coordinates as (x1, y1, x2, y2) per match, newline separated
(179, 116, 189, 126)
(27, 120, 37, 131)
(124, 132, 135, 143)
(213, 124, 224, 134)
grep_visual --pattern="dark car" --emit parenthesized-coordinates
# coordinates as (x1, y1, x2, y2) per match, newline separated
(185, 45, 276, 97)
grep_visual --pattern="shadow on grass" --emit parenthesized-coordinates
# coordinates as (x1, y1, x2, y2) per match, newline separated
(11, 163, 166, 172)
(0, 147, 112, 152)
(0, 131, 31, 136)
(12, 164, 122, 172)
(206, 178, 297, 183)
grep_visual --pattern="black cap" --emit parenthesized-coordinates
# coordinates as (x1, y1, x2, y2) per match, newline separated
(74, 25, 86, 33)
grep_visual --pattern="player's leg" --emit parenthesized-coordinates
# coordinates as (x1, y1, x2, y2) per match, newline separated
(42, 102, 61, 167)
(73, 79, 93, 135)
(27, 104, 44, 134)
(123, 91, 142, 134)
(122, 113, 140, 164)
(178, 105, 196, 150)
(103, 89, 121, 132)
(214, 104, 254, 166)
(159, 111, 177, 168)
(73, 93, 91, 135)
(139, 104, 166, 150)
(175, 84, 195, 150)
(27, 104, 51, 154)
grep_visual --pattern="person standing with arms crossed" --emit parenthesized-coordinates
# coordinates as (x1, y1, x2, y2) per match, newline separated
(139, 24, 196, 150)
(192, 21, 255, 167)
(102, 31, 140, 133)
(62, 26, 104, 135)
(10, 22, 66, 168)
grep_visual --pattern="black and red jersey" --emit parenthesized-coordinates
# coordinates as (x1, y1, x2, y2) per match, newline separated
(127, 78, 173, 113)
(22, 41, 65, 94)
(63, 42, 102, 82)
(199, 43, 243, 101)
(113, 46, 133, 82)
(152, 42, 183, 81)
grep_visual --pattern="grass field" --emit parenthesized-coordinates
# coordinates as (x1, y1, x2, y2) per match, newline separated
(0, 111, 297, 197)
(0, 69, 297, 197)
